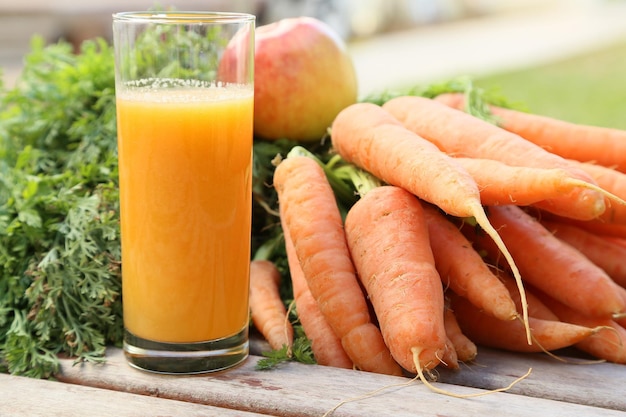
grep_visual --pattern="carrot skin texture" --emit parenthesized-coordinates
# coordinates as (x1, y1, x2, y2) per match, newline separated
(331, 102, 529, 339)
(435, 92, 626, 174)
(282, 216, 354, 369)
(494, 267, 559, 321)
(249, 260, 294, 351)
(423, 204, 517, 321)
(468, 205, 626, 317)
(344, 186, 447, 373)
(273, 156, 402, 375)
(450, 294, 595, 353)
(444, 307, 477, 363)
(384, 95, 605, 221)
(541, 220, 626, 288)
(454, 157, 604, 208)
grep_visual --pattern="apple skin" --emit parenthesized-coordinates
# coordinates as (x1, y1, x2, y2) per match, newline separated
(252, 17, 358, 142)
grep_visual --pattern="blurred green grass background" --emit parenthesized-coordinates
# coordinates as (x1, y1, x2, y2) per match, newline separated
(474, 40, 626, 130)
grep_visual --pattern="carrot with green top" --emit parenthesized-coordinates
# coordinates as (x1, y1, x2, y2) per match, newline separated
(344, 185, 448, 373)
(331, 102, 531, 343)
(249, 260, 294, 351)
(435, 92, 626, 173)
(383, 95, 605, 221)
(273, 155, 402, 376)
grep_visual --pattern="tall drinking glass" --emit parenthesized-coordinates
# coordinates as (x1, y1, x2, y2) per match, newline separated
(112, 11, 255, 374)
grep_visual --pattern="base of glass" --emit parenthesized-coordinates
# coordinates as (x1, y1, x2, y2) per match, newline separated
(123, 326, 249, 374)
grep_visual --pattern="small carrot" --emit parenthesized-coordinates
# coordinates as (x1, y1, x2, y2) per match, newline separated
(331, 102, 531, 343)
(282, 215, 353, 369)
(435, 92, 626, 173)
(541, 220, 626, 288)
(344, 185, 448, 373)
(536, 291, 626, 364)
(467, 204, 626, 318)
(444, 307, 477, 363)
(423, 203, 517, 321)
(449, 293, 596, 353)
(273, 155, 402, 376)
(383, 95, 605, 221)
(453, 157, 622, 211)
(249, 260, 294, 351)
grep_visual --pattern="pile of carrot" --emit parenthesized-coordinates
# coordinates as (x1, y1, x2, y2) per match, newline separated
(249, 93, 626, 382)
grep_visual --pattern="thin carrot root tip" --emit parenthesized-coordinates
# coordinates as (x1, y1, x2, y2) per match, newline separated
(412, 346, 533, 398)
(472, 206, 531, 345)
(613, 312, 626, 320)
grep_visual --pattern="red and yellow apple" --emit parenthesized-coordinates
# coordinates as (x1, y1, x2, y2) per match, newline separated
(253, 16, 358, 142)
(220, 16, 358, 142)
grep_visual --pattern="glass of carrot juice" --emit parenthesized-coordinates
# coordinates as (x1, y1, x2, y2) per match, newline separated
(112, 11, 255, 374)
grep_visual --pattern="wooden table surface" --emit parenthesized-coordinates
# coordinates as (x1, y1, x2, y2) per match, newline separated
(1, 342, 624, 417)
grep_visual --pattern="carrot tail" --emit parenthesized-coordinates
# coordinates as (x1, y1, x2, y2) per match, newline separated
(469, 203, 531, 344)
(444, 307, 477, 363)
(424, 203, 517, 321)
(450, 293, 595, 353)
(536, 291, 626, 364)
(469, 205, 626, 318)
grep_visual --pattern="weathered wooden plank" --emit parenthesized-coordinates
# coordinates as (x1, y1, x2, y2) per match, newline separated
(55, 347, 624, 417)
(437, 347, 626, 411)
(0, 373, 268, 417)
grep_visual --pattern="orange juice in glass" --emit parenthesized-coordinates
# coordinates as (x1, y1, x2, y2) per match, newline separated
(113, 12, 255, 374)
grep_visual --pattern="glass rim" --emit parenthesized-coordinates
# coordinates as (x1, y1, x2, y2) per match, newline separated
(112, 11, 255, 24)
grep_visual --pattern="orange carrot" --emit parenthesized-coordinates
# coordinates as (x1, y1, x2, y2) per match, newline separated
(467, 205, 626, 318)
(453, 157, 620, 209)
(490, 266, 559, 321)
(537, 211, 626, 240)
(331, 101, 530, 342)
(273, 155, 402, 376)
(435, 92, 626, 173)
(574, 160, 626, 224)
(444, 307, 477, 363)
(249, 260, 294, 351)
(536, 292, 626, 364)
(541, 220, 626, 288)
(282, 215, 353, 369)
(383, 95, 605, 221)
(450, 293, 596, 353)
(423, 203, 517, 321)
(344, 185, 447, 373)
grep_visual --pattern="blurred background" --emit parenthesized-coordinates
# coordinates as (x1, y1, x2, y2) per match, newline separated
(1, 0, 626, 128)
